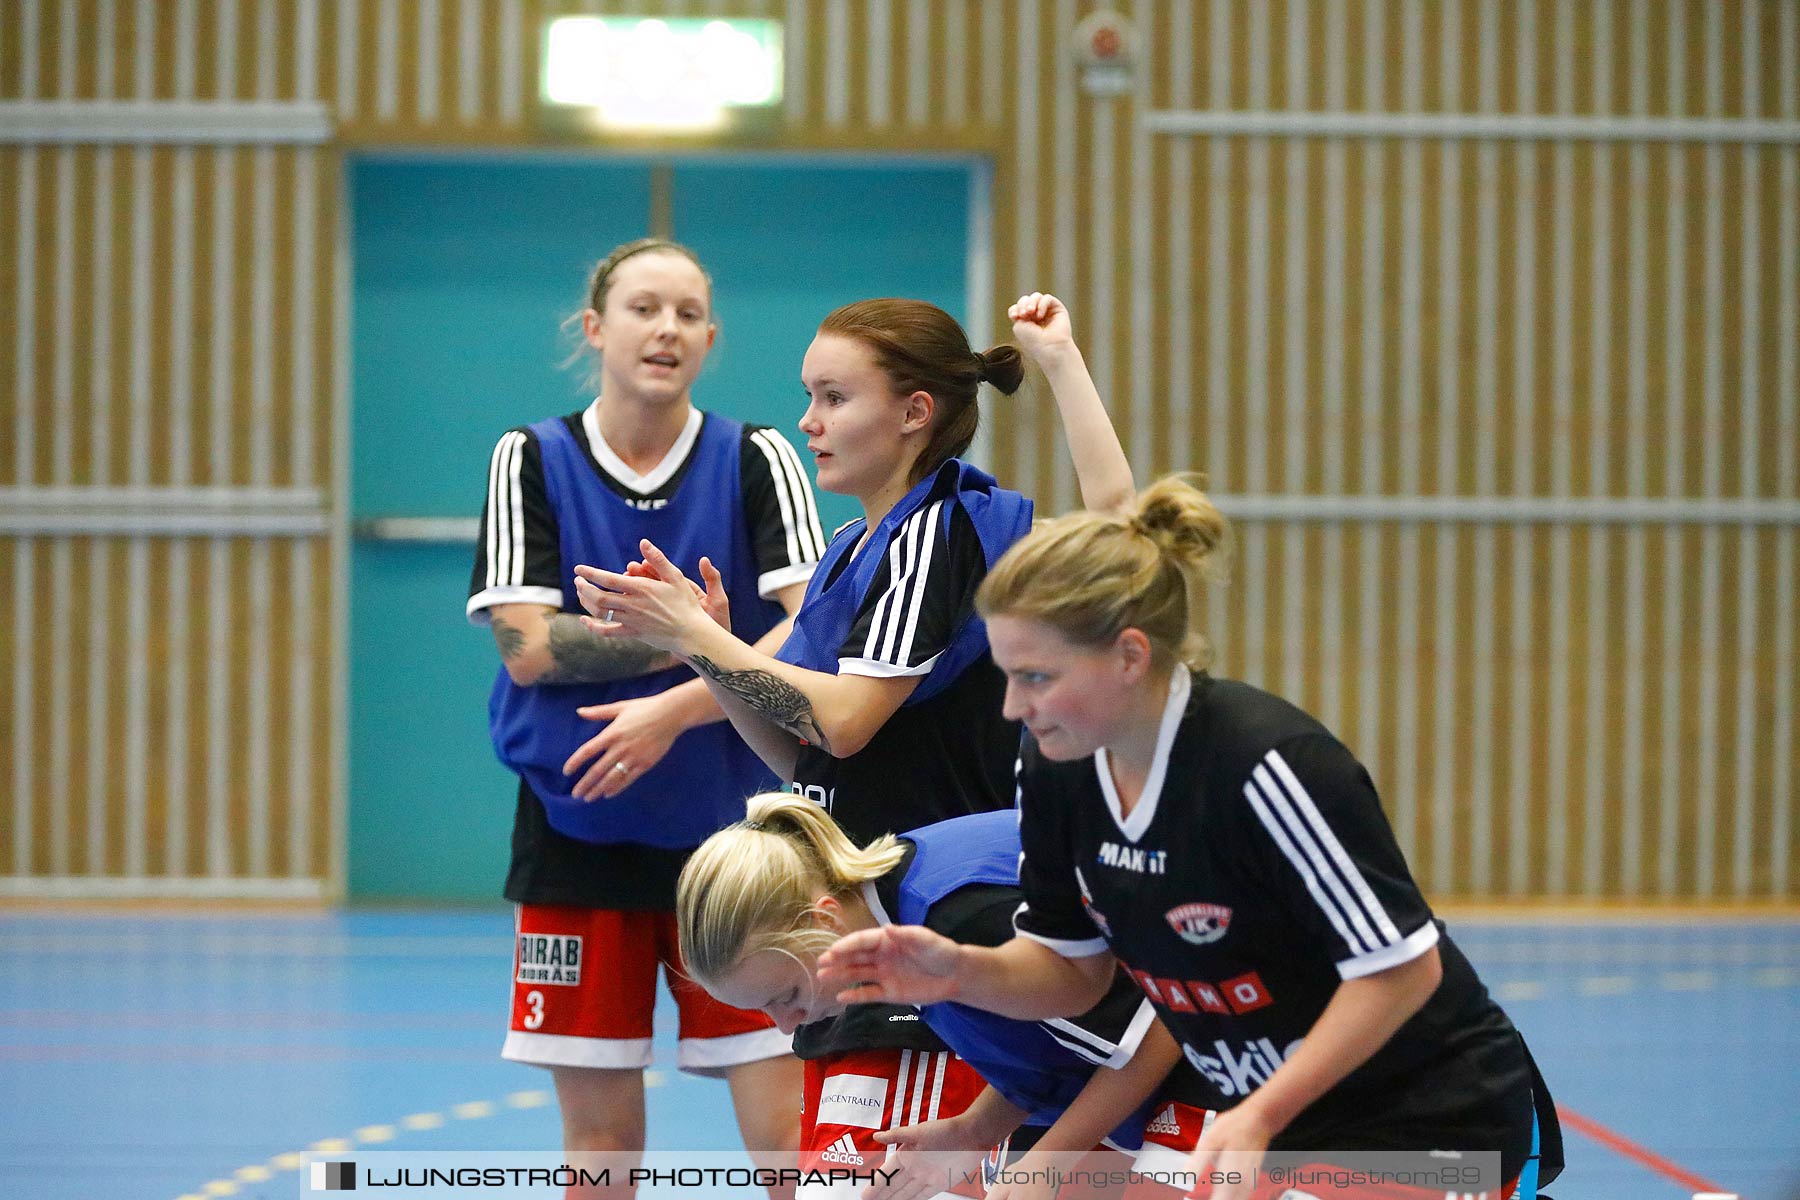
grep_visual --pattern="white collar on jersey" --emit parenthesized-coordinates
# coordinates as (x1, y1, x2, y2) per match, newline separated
(859, 880, 893, 927)
(1094, 662, 1191, 844)
(581, 401, 702, 496)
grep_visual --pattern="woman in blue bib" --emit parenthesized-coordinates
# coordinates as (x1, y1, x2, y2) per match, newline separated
(573, 293, 1135, 1193)
(469, 239, 822, 1200)
(677, 793, 1184, 1200)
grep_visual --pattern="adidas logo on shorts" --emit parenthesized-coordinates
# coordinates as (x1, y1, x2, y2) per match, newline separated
(1145, 1105, 1182, 1136)
(819, 1134, 866, 1167)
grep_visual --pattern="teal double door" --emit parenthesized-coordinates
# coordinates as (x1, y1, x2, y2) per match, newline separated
(348, 155, 979, 899)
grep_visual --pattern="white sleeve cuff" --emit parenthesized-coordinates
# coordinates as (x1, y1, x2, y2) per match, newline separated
(1335, 921, 1440, 981)
(1013, 903, 1110, 959)
(836, 650, 944, 679)
(758, 561, 817, 600)
(1045, 996, 1158, 1070)
(1016, 926, 1112, 959)
(467, 585, 564, 623)
(1104, 999, 1160, 1068)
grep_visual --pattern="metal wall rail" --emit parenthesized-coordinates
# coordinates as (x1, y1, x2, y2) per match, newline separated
(0, 876, 326, 901)
(1143, 109, 1800, 146)
(346, 498, 1800, 547)
(352, 516, 478, 543)
(0, 100, 333, 144)
(0, 488, 330, 535)
(1211, 495, 1800, 526)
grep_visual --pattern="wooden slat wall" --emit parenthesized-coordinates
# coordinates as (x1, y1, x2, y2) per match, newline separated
(1, 0, 339, 898)
(2, 0, 1793, 900)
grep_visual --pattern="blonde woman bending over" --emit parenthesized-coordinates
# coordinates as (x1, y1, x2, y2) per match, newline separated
(679, 792, 1187, 1200)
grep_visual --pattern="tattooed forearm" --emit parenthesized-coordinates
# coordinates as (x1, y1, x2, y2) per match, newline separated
(491, 614, 527, 662)
(689, 655, 832, 752)
(539, 612, 677, 683)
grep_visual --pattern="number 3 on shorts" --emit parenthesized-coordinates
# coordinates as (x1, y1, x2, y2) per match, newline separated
(523, 989, 545, 1030)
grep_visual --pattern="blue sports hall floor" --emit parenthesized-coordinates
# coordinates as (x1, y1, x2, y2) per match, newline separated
(2, 907, 1795, 1200)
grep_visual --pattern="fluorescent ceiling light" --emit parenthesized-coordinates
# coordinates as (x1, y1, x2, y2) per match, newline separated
(543, 17, 783, 132)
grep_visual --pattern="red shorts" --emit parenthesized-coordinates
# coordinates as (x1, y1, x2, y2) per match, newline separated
(798, 1047, 987, 1198)
(1127, 1103, 1521, 1200)
(501, 904, 790, 1076)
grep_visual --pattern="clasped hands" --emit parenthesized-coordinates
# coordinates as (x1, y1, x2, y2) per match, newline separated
(572, 538, 731, 653)
(558, 541, 731, 801)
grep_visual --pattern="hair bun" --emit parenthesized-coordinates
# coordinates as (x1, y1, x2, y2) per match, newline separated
(976, 345, 1025, 395)
(1130, 476, 1230, 564)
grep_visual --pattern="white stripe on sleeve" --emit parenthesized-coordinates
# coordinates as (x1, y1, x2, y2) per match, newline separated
(749, 428, 801, 565)
(863, 501, 943, 666)
(1043, 1014, 1121, 1062)
(1244, 764, 1374, 955)
(483, 431, 528, 589)
(892, 499, 941, 665)
(1265, 749, 1405, 944)
(482, 437, 504, 586)
(505, 433, 526, 587)
(865, 511, 916, 661)
(750, 428, 825, 562)
(1243, 749, 1402, 957)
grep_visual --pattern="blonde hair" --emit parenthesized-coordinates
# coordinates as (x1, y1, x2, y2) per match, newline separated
(581, 237, 712, 315)
(975, 475, 1231, 670)
(677, 792, 908, 994)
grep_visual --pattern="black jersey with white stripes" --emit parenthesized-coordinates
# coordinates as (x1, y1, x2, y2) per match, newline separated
(1012, 667, 1536, 1175)
(789, 477, 1019, 849)
(466, 406, 823, 620)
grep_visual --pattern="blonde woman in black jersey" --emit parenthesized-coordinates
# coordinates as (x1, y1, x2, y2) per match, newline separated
(817, 478, 1563, 1200)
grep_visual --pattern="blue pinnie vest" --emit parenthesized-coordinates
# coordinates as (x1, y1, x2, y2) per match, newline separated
(774, 459, 1032, 702)
(486, 413, 784, 847)
(897, 812, 1151, 1146)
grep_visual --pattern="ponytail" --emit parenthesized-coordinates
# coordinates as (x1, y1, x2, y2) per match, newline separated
(677, 793, 906, 992)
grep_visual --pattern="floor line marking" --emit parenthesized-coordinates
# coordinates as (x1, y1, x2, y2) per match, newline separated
(1494, 981, 1545, 1001)
(1659, 970, 1716, 991)
(1557, 1104, 1730, 1196)
(171, 1090, 540, 1200)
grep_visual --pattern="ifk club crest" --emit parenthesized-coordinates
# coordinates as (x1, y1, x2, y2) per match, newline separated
(1165, 902, 1231, 945)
